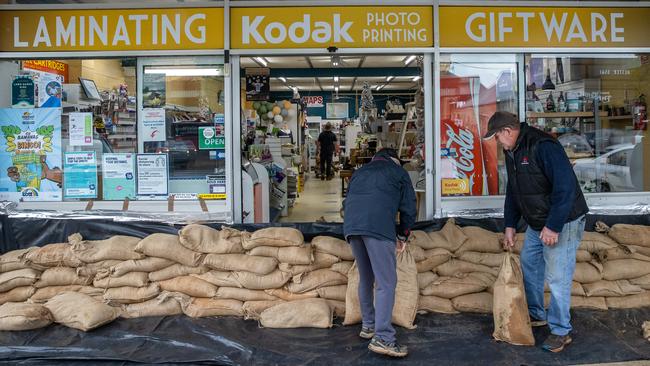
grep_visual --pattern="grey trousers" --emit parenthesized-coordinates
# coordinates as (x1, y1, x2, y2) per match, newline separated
(347, 235, 397, 343)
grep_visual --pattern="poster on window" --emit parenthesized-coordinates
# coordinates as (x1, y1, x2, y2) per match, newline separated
(136, 153, 168, 198)
(0, 108, 62, 202)
(141, 108, 166, 142)
(63, 151, 97, 199)
(143, 72, 166, 107)
(245, 68, 270, 101)
(69, 112, 93, 146)
(37, 72, 63, 108)
(102, 153, 136, 200)
(12, 75, 35, 108)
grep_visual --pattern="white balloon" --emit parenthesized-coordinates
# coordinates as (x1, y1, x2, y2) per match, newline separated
(273, 114, 284, 123)
(267, 111, 274, 119)
(287, 108, 296, 116)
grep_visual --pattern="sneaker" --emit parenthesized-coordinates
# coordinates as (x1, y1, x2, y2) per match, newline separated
(530, 318, 548, 327)
(368, 337, 408, 358)
(542, 334, 572, 353)
(359, 326, 375, 339)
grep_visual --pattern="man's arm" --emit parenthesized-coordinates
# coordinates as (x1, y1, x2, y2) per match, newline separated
(504, 180, 521, 229)
(396, 171, 417, 241)
(537, 141, 577, 233)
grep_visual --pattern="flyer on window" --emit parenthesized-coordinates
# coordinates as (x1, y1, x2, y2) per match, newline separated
(63, 151, 97, 199)
(37, 72, 63, 108)
(136, 153, 168, 198)
(0, 108, 62, 202)
(141, 108, 166, 142)
(102, 153, 136, 200)
(69, 112, 93, 146)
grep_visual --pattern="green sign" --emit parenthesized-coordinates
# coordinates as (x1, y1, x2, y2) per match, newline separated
(199, 126, 225, 150)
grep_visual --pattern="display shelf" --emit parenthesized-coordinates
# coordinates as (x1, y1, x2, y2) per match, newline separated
(526, 111, 608, 118)
(603, 115, 634, 120)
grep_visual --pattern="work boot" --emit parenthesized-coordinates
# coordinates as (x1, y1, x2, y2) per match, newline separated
(359, 326, 375, 339)
(368, 337, 408, 357)
(530, 317, 548, 327)
(542, 334, 572, 353)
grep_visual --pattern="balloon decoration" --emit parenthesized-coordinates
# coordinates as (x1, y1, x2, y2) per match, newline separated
(273, 114, 284, 123)
(253, 100, 294, 124)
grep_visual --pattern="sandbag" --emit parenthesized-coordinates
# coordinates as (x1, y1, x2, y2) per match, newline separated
(605, 223, 650, 247)
(571, 296, 608, 310)
(583, 280, 643, 297)
(316, 285, 347, 301)
(242, 300, 286, 320)
(178, 224, 244, 254)
(191, 270, 241, 288)
(203, 254, 278, 275)
(407, 230, 436, 250)
(121, 291, 184, 318)
(93, 271, 149, 288)
(459, 251, 505, 268)
(392, 249, 419, 330)
(0, 268, 40, 292)
(180, 297, 243, 318)
(452, 292, 493, 313)
(46, 292, 120, 331)
(242, 227, 304, 250)
(215, 287, 279, 302)
(409, 245, 426, 262)
(576, 250, 593, 263)
(0, 248, 37, 272)
(427, 219, 468, 252)
(602, 259, 650, 281)
(416, 248, 453, 273)
(76, 260, 123, 278)
(247, 246, 313, 265)
(643, 321, 650, 342)
(343, 262, 361, 325)
(264, 288, 319, 301)
(231, 269, 291, 290)
(68, 233, 143, 262)
(629, 245, 650, 257)
(418, 295, 458, 314)
(260, 298, 332, 329)
(421, 272, 495, 299)
(605, 292, 650, 309)
(0, 302, 52, 331)
(311, 236, 354, 261)
(286, 269, 347, 294)
(458, 226, 503, 254)
(0, 286, 35, 305)
(22, 243, 82, 268)
(326, 299, 346, 318)
(158, 276, 217, 298)
(436, 259, 499, 277)
(417, 271, 439, 291)
(573, 261, 603, 284)
(630, 274, 650, 290)
(279, 252, 340, 276)
(30, 285, 103, 303)
(330, 261, 353, 276)
(110, 257, 174, 277)
(34, 267, 92, 288)
(134, 234, 203, 267)
(595, 247, 650, 263)
(103, 283, 160, 305)
(579, 232, 618, 253)
(148, 264, 209, 282)
(492, 252, 534, 346)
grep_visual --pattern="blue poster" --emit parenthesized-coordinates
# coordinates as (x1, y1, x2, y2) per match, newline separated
(63, 151, 97, 199)
(0, 108, 62, 202)
(101, 153, 136, 200)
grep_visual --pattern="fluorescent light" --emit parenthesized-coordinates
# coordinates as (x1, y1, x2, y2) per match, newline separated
(334, 76, 339, 82)
(376, 85, 384, 91)
(144, 68, 222, 76)
(413, 76, 422, 81)
(279, 77, 287, 83)
(386, 76, 394, 82)
(404, 55, 416, 65)
(254, 57, 268, 67)
(335, 86, 339, 92)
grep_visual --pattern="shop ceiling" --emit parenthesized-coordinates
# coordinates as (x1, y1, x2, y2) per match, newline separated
(241, 55, 421, 92)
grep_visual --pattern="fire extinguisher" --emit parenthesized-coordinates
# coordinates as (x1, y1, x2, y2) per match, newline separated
(633, 94, 647, 131)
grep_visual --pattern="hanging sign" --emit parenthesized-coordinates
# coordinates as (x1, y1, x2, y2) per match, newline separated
(11, 75, 35, 108)
(69, 112, 93, 146)
(231, 6, 433, 49)
(102, 153, 135, 200)
(246, 68, 270, 101)
(302, 96, 324, 108)
(63, 151, 97, 199)
(440, 6, 650, 48)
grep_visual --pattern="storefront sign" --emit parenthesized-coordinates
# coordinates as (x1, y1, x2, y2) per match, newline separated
(440, 7, 650, 48)
(0, 108, 62, 202)
(199, 126, 225, 150)
(11, 75, 35, 108)
(136, 153, 168, 198)
(302, 96, 324, 108)
(22, 60, 68, 82)
(141, 108, 166, 142)
(442, 178, 470, 195)
(1, 8, 224, 52)
(231, 6, 433, 48)
(63, 151, 97, 199)
(102, 153, 135, 200)
(69, 112, 93, 146)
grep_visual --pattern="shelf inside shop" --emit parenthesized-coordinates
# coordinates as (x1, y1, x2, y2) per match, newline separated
(603, 115, 634, 120)
(526, 111, 608, 118)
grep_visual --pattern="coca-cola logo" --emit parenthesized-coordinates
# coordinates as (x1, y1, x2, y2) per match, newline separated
(444, 123, 475, 183)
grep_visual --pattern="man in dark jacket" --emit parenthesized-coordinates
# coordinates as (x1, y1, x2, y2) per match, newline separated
(343, 148, 416, 358)
(483, 111, 588, 353)
(317, 122, 339, 180)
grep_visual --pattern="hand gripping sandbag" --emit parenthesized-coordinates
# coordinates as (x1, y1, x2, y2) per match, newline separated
(492, 251, 534, 346)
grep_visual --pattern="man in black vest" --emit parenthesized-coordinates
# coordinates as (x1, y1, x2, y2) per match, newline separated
(483, 111, 588, 353)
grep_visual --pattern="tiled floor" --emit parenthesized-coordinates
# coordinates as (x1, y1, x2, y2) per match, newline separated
(280, 173, 343, 223)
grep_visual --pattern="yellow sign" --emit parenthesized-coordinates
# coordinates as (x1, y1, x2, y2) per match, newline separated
(442, 178, 470, 195)
(440, 7, 650, 48)
(198, 193, 226, 200)
(231, 7, 432, 49)
(0, 8, 224, 52)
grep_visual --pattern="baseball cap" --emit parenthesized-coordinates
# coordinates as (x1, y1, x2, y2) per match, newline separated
(374, 148, 407, 166)
(482, 111, 519, 140)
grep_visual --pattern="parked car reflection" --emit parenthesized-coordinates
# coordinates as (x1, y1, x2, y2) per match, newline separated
(573, 143, 636, 192)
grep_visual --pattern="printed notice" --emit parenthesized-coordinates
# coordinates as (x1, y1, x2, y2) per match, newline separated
(102, 153, 135, 200)
(136, 153, 168, 197)
(141, 108, 166, 142)
(69, 112, 93, 146)
(63, 151, 97, 199)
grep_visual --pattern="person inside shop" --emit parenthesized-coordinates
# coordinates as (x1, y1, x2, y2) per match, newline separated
(342, 147, 416, 358)
(277, 123, 294, 144)
(483, 111, 588, 353)
(316, 122, 339, 180)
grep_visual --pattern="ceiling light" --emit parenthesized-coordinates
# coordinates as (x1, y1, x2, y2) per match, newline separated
(335, 86, 339, 92)
(404, 55, 417, 65)
(254, 57, 268, 67)
(412, 76, 422, 81)
(331, 55, 341, 67)
(144, 68, 223, 76)
(376, 85, 384, 91)
(279, 77, 287, 83)
(334, 76, 339, 82)
(386, 76, 394, 82)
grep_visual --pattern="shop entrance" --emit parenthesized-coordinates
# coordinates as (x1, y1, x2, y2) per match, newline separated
(239, 54, 426, 223)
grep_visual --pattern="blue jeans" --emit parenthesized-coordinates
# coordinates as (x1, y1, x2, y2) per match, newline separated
(520, 215, 586, 336)
(347, 235, 397, 343)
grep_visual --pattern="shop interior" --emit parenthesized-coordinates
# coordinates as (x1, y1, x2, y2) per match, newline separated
(239, 55, 426, 224)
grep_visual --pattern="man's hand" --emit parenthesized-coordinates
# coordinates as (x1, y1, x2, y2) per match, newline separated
(503, 227, 516, 250)
(396, 240, 407, 253)
(540, 227, 559, 246)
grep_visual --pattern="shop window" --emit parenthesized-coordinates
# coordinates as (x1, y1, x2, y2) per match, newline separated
(439, 54, 519, 197)
(525, 54, 649, 193)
